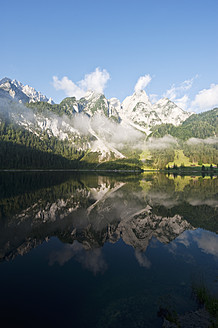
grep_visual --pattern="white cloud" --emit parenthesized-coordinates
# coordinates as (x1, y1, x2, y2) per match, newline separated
(187, 198, 218, 207)
(72, 112, 143, 149)
(49, 241, 107, 274)
(162, 77, 198, 110)
(72, 113, 90, 135)
(135, 250, 151, 268)
(194, 231, 218, 257)
(175, 94, 189, 110)
(176, 232, 191, 248)
(187, 137, 218, 145)
(164, 78, 194, 101)
(146, 135, 178, 150)
(52, 67, 110, 99)
(90, 113, 143, 147)
(191, 84, 218, 112)
(134, 74, 152, 92)
(78, 68, 110, 93)
(53, 76, 85, 99)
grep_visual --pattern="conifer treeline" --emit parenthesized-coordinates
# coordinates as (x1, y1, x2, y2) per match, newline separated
(0, 121, 85, 169)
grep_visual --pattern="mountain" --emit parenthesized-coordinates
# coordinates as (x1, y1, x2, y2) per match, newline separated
(78, 91, 120, 121)
(151, 107, 218, 140)
(0, 77, 192, 131)
(0, 77, 54, 104)
(152, 97, 192, 125)
(120, 90, 157, 134)
(119, 90, 191, 134)
(0, 77, 217, 169)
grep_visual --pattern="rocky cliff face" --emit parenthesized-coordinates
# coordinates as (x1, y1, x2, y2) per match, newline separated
(0, 77, 54, 104)
(0, 77, 192, 133)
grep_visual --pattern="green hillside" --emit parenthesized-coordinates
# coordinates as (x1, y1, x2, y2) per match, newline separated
(26, 97, 78, 117)
(151, 108, 218, 140)
(0, 120, 86, 169)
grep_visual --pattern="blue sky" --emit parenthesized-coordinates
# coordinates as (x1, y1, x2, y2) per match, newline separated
(1, 0, 218, 111)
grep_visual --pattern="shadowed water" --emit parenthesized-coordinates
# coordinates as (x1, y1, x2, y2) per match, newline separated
(0, 172, 217, 327)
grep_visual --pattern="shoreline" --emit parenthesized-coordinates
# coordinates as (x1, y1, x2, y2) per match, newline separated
(0, 168, 217, 176)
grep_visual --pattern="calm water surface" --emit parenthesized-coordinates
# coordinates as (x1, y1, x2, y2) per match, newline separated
(0, 172, 217, 327)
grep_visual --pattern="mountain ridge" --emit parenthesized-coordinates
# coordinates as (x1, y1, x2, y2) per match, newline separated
(0, 77, 217, 169)
(0, 77, 192, 129)
(0, 77, 54, 104)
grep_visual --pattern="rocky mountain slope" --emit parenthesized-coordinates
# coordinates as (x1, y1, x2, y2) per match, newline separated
(119, 90, 191, 134)
(0, 77, 217, 167)
(0, 77, 192, 132)
(0, 77, 54, 104)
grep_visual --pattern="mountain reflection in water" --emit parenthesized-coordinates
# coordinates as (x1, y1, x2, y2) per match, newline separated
(0, 172, 217, 327)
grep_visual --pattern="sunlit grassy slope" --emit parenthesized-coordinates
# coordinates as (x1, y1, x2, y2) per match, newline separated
(167, 150, 192, 167)
(139, 150, 154, 170)
(167, 150, 217, 168)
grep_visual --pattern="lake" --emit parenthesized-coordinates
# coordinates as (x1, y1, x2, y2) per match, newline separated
(0, 171, 217, 327)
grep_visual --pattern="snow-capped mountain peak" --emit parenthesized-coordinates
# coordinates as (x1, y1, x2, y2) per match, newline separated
(84, 89, 102, 98)
(122, 89, 151, 113)
(0, 77, 12, 85)
(119, 90, 155, 134)
(108, 97, 121, 115)
(0, 76, 197, 163)
(0, 77, 54, 104)
(0, 76, 194, 145)
(117, 89, 193, 133)
(152, 97, 191, 125)
(155, 97, 171, 106)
